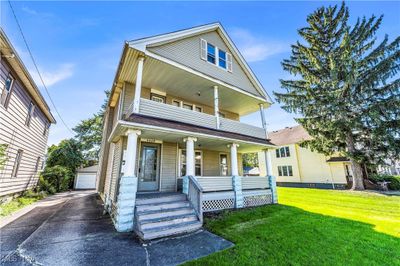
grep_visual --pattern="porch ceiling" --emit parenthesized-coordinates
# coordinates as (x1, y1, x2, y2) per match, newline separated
(114, 121, 273, 153)
(118, 47, 269, 116)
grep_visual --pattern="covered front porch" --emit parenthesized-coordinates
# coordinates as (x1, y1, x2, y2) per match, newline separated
(109, 121, 277, 234)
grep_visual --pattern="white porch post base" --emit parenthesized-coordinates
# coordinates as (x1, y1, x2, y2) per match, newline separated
(268, 175, 278, 204)
(182, 176, 189, 195)
(114, 176, 138, 232)
(233, 175, 243, 208)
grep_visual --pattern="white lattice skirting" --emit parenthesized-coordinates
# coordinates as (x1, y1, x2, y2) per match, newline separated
(201, 189, 272, 212)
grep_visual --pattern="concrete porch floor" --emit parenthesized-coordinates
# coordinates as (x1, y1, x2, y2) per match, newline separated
(0, 191, 233, 266)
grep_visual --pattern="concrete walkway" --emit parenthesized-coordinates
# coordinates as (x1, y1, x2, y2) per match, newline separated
(0, 191, 233, 265)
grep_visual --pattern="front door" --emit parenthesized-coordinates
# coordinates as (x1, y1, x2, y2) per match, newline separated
(138, 143, 160, 191)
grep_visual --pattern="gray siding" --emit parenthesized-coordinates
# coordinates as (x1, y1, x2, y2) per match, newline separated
(0, 59, 50, 197)
(110, 139, 122, 201)
(160, 142, 177, 192)
(148, 30, 262, 98)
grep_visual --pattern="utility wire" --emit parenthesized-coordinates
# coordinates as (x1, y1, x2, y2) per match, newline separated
(7, 0, 75, 135)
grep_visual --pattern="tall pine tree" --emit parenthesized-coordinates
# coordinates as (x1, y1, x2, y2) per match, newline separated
(274, 2, 400, 190)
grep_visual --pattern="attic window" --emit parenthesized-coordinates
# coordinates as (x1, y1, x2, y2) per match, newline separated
(200, 39, 232, 72)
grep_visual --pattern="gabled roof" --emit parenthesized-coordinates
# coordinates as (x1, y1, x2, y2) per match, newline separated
(127, 22, 272, 103)
(0, 28, 56, 123)
(269, 125, 312, 146)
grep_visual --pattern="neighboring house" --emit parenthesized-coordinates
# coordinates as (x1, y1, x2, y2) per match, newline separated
(260, 126, 352, 189)
(97, 23, 278, 240)
(74, 165, 98, 190)
(0, 29, 56, 199)
(377, 159, 400, 176)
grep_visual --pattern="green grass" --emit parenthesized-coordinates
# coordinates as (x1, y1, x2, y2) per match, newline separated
(0, 192, 44, 217)
(186, 187, 400, 266)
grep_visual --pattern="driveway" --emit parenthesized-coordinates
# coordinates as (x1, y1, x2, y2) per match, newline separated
(0, 191, 233, 266)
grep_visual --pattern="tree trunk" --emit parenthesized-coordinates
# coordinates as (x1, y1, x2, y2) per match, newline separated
(346, 133, 365, 190)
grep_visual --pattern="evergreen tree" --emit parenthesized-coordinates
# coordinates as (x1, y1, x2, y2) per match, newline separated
(274, 2, 400, 190)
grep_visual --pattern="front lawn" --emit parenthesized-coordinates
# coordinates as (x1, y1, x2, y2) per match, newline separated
(187, 187, 400, 266)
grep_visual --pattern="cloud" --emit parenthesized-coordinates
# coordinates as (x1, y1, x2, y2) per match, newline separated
(230, 28, 289, 62)
(21, 6, 53, 18)
(31, 64, 74, 87)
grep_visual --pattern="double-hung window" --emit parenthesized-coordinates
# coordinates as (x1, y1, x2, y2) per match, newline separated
(1, 74, 14, 107)
(150, 93, 166, 104)
(26, 102, 35, 127)
(200, 39, 233, 72)
(180, 150, 202, 176)
(218, 49, 227, 69)
(276, 146, 290, 158)
(278, 165, 293, 177)
(207, 43, 216, 64)
(12, 149, 23, 177)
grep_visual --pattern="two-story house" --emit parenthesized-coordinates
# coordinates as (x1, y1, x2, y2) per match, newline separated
(97, 23, 278, 240)
(259, 125, 352, 189)
(0, 29, 56, 199)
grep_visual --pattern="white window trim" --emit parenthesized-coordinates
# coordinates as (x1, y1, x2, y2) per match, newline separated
(219, 152, 229, 176)
(202, 39, 231, 72)
(172, 99, 203, 113)
(178, 149, 203, 177)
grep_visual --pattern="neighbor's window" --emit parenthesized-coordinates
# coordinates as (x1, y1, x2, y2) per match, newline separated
(278, 165, 293, 177)
(25, 102, 35, 127)
(180, 150, 202, 176)
(12, 149, 23, 177)
(276, 146, 290, 158)
(207, 43, 216, 64)
(34, 157, 41, 172)
(1, 74, 15, 107)
(43, 121, 50, 136)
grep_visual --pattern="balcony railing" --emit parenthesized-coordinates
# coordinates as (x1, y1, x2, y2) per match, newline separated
(133, 98, 266, 139)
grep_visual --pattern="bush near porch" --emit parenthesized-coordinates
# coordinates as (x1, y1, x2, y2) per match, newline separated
(186, 187, 400, 266)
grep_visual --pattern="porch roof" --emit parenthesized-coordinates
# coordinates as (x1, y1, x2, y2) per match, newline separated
(125, 113, 273, 145)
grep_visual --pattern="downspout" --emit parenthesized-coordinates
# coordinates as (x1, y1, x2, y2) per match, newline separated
(294, 144, 303, 183)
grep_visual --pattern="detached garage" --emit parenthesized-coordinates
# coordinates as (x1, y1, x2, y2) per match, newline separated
(74, 165, 98, 190)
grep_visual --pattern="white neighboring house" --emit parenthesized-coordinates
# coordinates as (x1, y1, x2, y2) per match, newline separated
(74, 165, 98, 190)
(377, 159, 400, 176)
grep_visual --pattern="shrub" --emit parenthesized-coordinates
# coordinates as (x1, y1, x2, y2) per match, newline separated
(40, 166, 74, 193)
(369, 174, 400, 190)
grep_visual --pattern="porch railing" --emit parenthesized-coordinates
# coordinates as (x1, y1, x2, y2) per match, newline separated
(131, 98, 267, 139)
(184, 175, 275, 222)
(187, 176, 203, 223)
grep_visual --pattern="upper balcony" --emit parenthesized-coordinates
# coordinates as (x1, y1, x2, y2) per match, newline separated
(125, 97, 267, 139)
(112, 45, 272, 143)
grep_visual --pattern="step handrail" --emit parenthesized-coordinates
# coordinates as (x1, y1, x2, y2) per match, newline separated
(187, 175, 203, 224)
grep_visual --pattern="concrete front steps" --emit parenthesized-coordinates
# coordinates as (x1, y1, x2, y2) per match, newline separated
(135, 193, 202, 240)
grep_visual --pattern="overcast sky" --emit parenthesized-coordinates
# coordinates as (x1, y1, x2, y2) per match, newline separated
(2, 1, 399, 145)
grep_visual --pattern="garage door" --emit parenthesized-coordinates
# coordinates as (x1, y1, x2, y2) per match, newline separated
(75, 173, 96, 189)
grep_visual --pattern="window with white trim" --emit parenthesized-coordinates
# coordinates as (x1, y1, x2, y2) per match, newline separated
(12, 149, 23, 177)
(1, 74, 14, 108)
(150, 93, 166, 103)
(278, 165, 293, 177)
(276, 146, 290, 158)
(182, 103, 193, 110)
(26, 102, 35, 127)
(200, 39, 232, 72)
(180, 149, 202, 176)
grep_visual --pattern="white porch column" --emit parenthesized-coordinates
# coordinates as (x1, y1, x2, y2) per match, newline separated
(114, 129, 141, 232)
(132, 56, 145, 113)
(264, 149, 277, 203)
(229, 143, 240, 176)
(259, 103, 269, 138)
(214, 85, 220, 129)
(183, 137, 197, 194)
